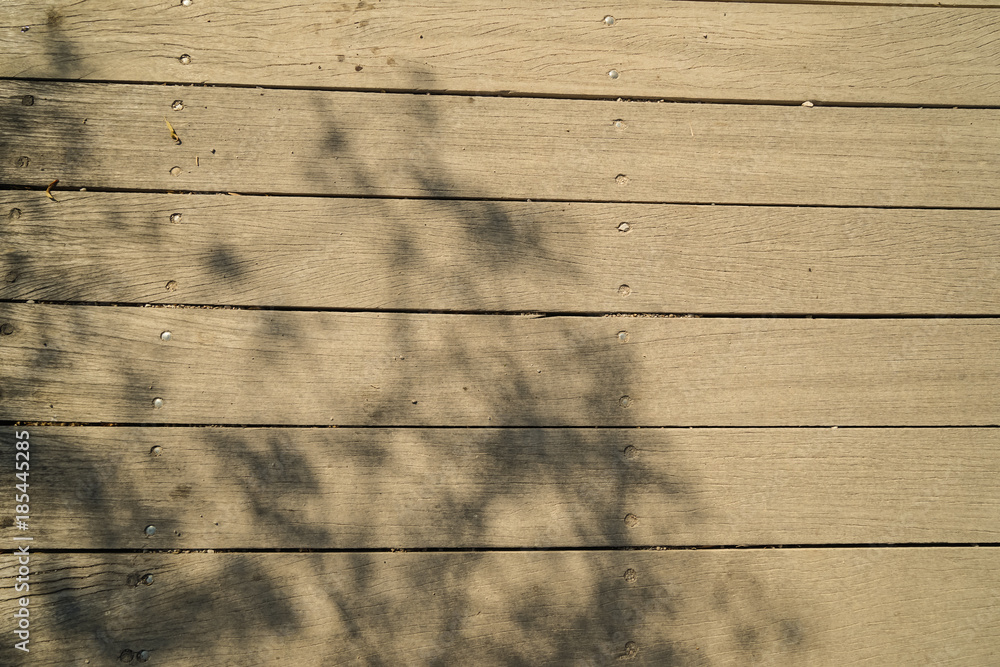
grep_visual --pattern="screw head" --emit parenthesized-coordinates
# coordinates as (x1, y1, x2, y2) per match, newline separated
(152, 397, 164, 409)
(160, 331, 172, 341)
(144, 525, 156, 536)
(171, 100, 184, 111)
(179, 54, 191, 65)
(604, 15, 615, 26)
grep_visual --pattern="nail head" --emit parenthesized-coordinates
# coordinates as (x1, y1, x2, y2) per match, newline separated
(152, 397, 164, 409)
(623, 445, 638, 459)
(619, 395, 631, 408)
(141, 573, 154, 585)
(618, 284, 632, 297)
(608, 69, 619, 80)
(617, 330, 629, 343)
(150, 446, 162, 456)
(624, 568, 638, 583)
(160, 331, 172, 341)
(171, 100, 184, 111)
(144, 525, 156, 536)
(169, 212, 182, 223)
(179, 54, 191, 65)
(617, 221, 630, 233)
(604, 15, 615, 26)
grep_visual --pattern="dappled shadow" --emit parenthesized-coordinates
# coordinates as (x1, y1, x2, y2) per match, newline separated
(0, 60, 820, 665)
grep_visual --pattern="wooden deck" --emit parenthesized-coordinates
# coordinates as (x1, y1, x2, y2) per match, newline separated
(1, 0, 998, 664)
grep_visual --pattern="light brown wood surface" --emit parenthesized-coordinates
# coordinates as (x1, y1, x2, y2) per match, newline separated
(2, 1, 999, 104)
(1, 549, 996, 665)
(3, 82, 999, 207)
(3, 192, 999, 314)
(5, 426, 997, 549)
(1, 304, 997, 425)
(1, 1, 997, 661)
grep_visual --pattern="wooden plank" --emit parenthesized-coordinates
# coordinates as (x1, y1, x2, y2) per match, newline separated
(3, 82, 999, 207)
(3, 192, 999, 314)
(5, 426, 998, 549)
(1, 304, 997, 425)
(1, 549, 996, 664)
(2, 2, 999, 104)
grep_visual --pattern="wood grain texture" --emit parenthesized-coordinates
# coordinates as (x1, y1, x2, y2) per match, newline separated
(3, 192, 999, 314)
(1, 549, 996, 665)
(2, 1, 999, 104)
(1, 304, 997, 425)
(3, 82, 999, 207)
(5, 426, 998, 549)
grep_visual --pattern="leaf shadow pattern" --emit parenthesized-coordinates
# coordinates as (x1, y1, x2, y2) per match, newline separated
(0, 64, 816, 665)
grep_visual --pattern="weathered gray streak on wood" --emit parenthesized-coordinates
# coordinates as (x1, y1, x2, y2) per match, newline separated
(1, 304, 996, 425)
(3, 192, 999, 314)
(1, 549, 996, 665)
(2, 2, 999, 104)
(3, 82, 999, 207)
(8, 427, 999, 549)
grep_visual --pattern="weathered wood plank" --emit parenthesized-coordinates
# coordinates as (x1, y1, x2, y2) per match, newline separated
(5, 426, 997, 549)
(2, 2, 999, 104)
(1, 549, 996, 664)
(3, 192, 999, 314)
(2, 82, 999, 207)
(1, 304, 996, 425)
